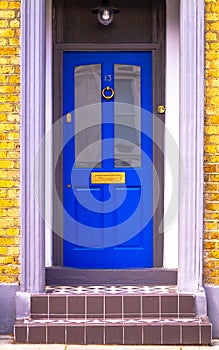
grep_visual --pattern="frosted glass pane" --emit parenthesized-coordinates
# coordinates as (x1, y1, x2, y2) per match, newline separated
(74, 64, 102, 168)
(114, 64, 141, 168)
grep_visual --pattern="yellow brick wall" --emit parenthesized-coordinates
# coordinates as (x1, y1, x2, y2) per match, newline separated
(204, 0, 219, 284)
(0, 0, 20, 284)
(0, 0, 218, 286)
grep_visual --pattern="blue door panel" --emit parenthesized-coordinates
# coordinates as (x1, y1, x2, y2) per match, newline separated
(63, 51, 153, 268)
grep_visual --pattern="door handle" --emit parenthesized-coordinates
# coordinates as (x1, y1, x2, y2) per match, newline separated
(157, 105, 166, 114)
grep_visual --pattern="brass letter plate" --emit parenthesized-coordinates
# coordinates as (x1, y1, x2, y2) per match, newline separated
(91, 172, 125, 184)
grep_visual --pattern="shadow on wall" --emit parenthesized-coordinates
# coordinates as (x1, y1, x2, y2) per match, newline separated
(205, 286, 219, 338)
(0, 285, 19, 334)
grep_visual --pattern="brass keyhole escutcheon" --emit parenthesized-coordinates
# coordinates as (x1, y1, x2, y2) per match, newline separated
(66, 113, 72, 123)
(67, 184, 71, 188)
(157, 105, 166, 114)
(102, 86, 115, 100)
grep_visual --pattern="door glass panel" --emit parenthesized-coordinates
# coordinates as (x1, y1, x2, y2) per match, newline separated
(74, 64, 102, 168)
(114, 64, 141, 168)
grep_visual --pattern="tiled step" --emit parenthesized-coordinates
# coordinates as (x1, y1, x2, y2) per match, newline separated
(14, 286, 212, 345)
(14, 317, 212, 345)
(30, 285, 196, 319)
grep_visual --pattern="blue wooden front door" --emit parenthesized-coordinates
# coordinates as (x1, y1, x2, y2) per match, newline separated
(63, 52, 153, 268)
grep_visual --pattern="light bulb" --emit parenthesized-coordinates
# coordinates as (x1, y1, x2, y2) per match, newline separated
(97, 9, 114, 25)
(102, 9, 110, 20)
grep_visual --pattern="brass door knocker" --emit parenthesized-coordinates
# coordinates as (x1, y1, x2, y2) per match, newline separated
(102, 86, 114, 100)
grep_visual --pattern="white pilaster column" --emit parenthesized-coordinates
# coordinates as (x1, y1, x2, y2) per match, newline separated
(178, 0, 205, 293)
(20, 0, 46, 293)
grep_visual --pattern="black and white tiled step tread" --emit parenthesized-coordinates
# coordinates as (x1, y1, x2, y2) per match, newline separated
(45, 285, 178, 294)
(14, 317, 212, 345)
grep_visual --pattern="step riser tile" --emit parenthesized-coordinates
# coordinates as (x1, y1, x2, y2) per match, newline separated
(67, 325, 85, 344)
(31, 295, 48, 319)
(14, 325, 27, 343)
(30, 293, 195, 319)
(49, 296, 67, 319)
(105, 325, 123, 344)
(28, 325, 46, 344)
(68, 296, 85, 319)
(14, 320, 212, 345)
(143, 324, 161, 344)
(87, 296, 104, 319)
(105, 295, 122, 319)
(179, 295, 195, 315)
(47, 325, 65, 344)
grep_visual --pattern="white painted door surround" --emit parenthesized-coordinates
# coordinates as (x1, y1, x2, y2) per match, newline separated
(44, 0, 180, 269)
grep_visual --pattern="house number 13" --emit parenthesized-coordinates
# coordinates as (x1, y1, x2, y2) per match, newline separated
(104, 74, 112, 82)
